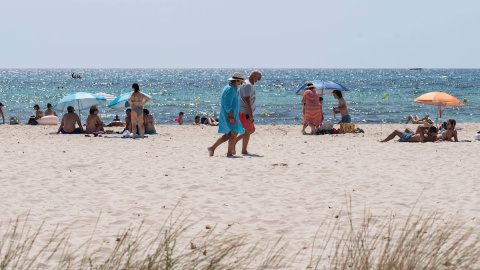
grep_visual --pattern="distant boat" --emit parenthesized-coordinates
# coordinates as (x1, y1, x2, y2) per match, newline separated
(409, 68, 423, 71)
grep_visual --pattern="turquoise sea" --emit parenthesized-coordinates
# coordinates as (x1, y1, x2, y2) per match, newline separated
(0, 69, 478, 125)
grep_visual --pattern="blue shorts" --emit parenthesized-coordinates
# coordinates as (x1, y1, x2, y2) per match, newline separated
(340, 114, 351, 123)
(400, 131, 415, 142)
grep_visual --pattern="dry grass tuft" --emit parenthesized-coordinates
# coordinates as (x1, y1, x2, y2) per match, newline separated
(1, 200, 479, 269)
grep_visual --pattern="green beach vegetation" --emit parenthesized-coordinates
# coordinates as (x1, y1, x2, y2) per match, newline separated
(1, 204, 479, 269)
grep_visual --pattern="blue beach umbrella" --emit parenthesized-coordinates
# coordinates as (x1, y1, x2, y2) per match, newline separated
(108, 92, 153, 109)
(53, 92, 107, 118)
(296, 80, 349, 96)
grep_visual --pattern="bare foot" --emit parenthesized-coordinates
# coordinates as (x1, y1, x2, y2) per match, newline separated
(241, 151, 249, 155)
(208, 147, 214, 156)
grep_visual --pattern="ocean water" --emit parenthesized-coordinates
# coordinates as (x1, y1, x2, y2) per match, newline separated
(0, 69, 478, 125)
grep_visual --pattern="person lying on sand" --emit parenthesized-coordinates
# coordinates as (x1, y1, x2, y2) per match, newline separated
(381, 125, 438, 143)
(105, 114, 126, 127)
(193, 115, 218, 126)
(405, 114, 432, 124)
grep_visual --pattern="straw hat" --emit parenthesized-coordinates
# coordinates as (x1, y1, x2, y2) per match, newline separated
(228, 72, 245, 81)
(305, 82, 315, 89)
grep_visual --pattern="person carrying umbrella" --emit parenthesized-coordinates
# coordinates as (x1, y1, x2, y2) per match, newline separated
(128, 83, 151, 139)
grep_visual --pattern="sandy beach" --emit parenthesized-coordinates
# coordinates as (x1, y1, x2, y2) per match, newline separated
(1, 123, 479, 267)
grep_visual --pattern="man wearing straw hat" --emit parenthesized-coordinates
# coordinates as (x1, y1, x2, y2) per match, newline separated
(236, 70, 262, 154)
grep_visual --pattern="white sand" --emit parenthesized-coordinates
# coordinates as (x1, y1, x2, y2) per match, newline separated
(1, 123, 479, 266)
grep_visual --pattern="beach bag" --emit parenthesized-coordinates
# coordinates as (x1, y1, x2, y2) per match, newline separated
(9, 116, 20, 125)
(340, 123, 355, 134)
(323, 120, 334, 130)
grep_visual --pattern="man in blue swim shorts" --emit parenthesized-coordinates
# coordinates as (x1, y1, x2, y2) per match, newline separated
(400, 131, 415, 142)
(381, 126, 438, 143)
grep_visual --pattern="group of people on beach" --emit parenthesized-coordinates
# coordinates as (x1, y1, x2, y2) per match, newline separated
(381, 118, 458, 142)
(300, 82, 351, 135)
(55, 83, 155, 138)
(26, 103, 57, 125)
(174, 111, 218, 126)
(0, 74, 462, 146)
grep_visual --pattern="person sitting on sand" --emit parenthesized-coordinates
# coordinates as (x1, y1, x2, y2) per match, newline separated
(124, 109, 132, 132)
(0, 102, 5, 124)
(105, 115, 126, 127)
(193, 115, 219, 126)
(381, 125, 438, 143)
(27, 104, 43, 125)
(85, 106, 104, 133)
(438, 119, 458, 142)
(57, 106, 83, 134)
(405, 114, 432, 124)
(44, 103, 57, 116)
(143, 109, 156, 134)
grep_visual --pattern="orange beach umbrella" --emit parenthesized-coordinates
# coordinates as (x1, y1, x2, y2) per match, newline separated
(414, 91, 464, 118)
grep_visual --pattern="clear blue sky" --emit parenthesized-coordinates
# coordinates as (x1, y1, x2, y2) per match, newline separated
(1, 0, 479, 68)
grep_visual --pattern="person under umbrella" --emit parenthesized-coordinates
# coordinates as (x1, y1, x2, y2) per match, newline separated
(301, 82, 324, 134)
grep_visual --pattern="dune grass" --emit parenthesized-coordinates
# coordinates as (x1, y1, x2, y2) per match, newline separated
(1, 202, 479, 270)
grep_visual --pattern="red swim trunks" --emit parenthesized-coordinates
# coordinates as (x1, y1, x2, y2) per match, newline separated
(239, 112, 254, 130)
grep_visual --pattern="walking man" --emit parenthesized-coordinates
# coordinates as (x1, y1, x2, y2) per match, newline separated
(236, 70, 262, 154)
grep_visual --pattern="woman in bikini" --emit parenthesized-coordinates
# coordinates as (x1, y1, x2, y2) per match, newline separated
(438, 119, 458, 142)
(28, 104, 43, 125)
(85, 106, 104, 133)
(143, 109, 156, 134)
(128, 83, 151, 139)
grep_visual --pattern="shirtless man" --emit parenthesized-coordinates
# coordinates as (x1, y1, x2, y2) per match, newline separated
(44, 103, 57, 116)
(332, 90, 350, 123)
(57, 106, 83, 134)
(380, 125, 438, 143)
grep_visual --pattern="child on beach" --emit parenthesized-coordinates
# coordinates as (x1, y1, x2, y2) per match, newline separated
(176, 112, 184, 125)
